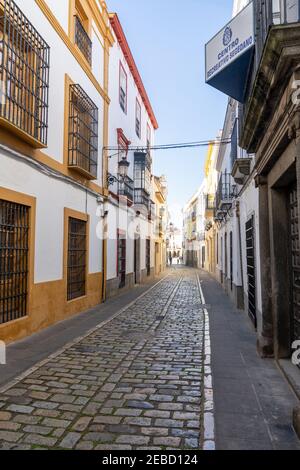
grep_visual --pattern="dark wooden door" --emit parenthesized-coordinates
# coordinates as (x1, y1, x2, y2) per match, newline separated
(118, 234, 126, 288)
(246, 216, 256, 328)
(288, 183, 300, 347)
(146, 239, 151, 276)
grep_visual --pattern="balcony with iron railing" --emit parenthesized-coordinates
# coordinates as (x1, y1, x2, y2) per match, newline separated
(74, 15, 92, 66)
(230, 118, 252, 185)
(118, 176, 134, 202)
(205, 194, 215, 218)
(134, 188, 150, 208)
(239, 0, 300, 151)
(215, 171, 237, 214)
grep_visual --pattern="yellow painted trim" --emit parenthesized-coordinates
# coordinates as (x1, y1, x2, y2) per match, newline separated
(0, 127, 105, 196)
(205, 143, 213, 177)
(87, 0, 114, 46)
(0, 117, 47, 150)
(63, 208, 90, 303)
(0, 187, 36, 326)
(35, 0, 110, 104)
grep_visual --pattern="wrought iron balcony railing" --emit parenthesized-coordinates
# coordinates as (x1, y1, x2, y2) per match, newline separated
(215, 171, 236, 212)
(134, 188, 150, 207)
(205, 194, 215, 211)
(0, 0, 50, 147)
(68, 84, 98, 180)
(74, 15, 92, 65)
(118, 176, 134, 201)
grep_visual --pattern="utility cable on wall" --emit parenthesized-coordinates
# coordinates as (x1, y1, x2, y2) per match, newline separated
(104, 138, 232, 155)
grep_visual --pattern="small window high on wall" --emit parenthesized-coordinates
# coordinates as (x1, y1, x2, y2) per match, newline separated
(136, 99, 141, 138)
(119, 63, 127, 113)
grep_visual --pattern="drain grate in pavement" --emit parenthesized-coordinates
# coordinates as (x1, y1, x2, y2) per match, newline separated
(156, 316, 165, 321)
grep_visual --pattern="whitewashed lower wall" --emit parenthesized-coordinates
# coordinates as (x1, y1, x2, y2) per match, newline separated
(0, 149, 103, 283)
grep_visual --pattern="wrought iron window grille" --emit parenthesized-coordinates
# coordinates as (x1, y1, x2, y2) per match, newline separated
(68, 83, 98, 179)
(0, 199, 29, 325)
(0, 0, 50, 146)
(67, 217, 87, 301)
(74, 15, 92, 66)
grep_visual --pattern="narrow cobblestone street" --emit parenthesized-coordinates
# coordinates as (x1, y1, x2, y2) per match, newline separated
(0, 269, 209, 450)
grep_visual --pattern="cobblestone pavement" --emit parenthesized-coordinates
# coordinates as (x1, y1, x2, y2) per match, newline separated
(0, 269, 209, 450)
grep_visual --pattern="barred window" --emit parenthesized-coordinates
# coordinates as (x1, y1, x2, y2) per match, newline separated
(68, 84, 98, 180)
(0, 0, 50, 146)
(74, 15, 92, 65)
(0, 200, 29, 324)
(67, 217, 87, 301)
(119, 63, 127, 113)
(136, 99, 141, 138)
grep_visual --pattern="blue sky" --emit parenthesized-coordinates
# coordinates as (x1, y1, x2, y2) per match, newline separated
(107, 0, 233, 226)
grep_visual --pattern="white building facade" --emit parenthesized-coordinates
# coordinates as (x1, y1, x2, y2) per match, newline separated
(105, 14, 159, 297)
(0, 0, 115, 343)
(183, 183, 206, 268)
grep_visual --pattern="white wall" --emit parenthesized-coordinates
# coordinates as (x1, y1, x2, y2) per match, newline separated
(108, 29, 155, 183)
(17, 0, 105, 187)
(0, 150, 102, 283)
(106, 23, 156, 281)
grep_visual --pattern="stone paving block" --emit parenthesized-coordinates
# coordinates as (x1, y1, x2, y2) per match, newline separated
(123, 417, 151, 427)
(150, 394, 174, 402)
(84, 432, 115, 443)
(7, 405, 34, 414)
(158, 403, 183, 411)
(41, 418, 71, 428)
(127, 401, 154, 410)
(75, 441, 95, 450)
(72, 416, 92, 432)
(0, 431, 23, 442)
(115, 435, 150, 445)
(50, 394, 76, 404)
(0, 412, 11, 421)
(59, 432, 81, 449)
(153, 437, 181, 447)
(32, 401, 59, 410)
(0, 422, 21, 431)
(13, 415, 42, 425)
(173, 412, 199, 420)
(114, 408, 142, 417)
(52, 428, 66, 438)
(23, 425, 53, 436)
(184, 437, 199, 449)
(33, 409, 60, 418)
(23, 434, 58, 447)
(141, 427, 169, 437)
(154, 418, 184, 428)
(93, 415, 122, 425)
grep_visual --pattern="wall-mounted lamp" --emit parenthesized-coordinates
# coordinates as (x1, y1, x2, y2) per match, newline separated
(107, 157, 131, 187)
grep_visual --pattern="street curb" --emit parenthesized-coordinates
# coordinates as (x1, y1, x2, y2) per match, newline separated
(197, 274, 216, 451)
(0, 274, 170, 395)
